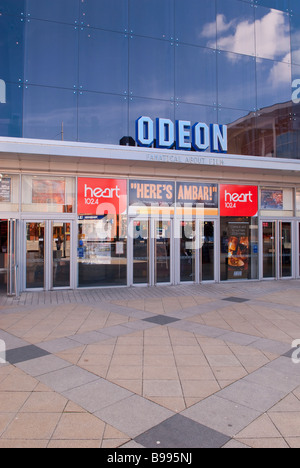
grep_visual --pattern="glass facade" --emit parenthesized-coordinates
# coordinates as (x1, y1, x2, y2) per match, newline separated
(1, 0, 300, 157)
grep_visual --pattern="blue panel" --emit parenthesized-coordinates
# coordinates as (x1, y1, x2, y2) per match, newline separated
(129, 0, 174, 40)
(255, 6, 291, 62)
(256, 58, 291, 109)
(78, 92, 128, 144)
(0, 82, 23, 137)
(175, 44, 217, 106)
(79, 29, 128, 95)
(26, 0, 79, 24)
(24, 19, 78, 89)
(23, 85, 78, 141)
(0, 0, 25, 16)
(0, 15, 24, 83)
(80, 0, 128, 32)
(217, 51, 256, 111)
(129, 36, 174, 100)
(290, 0, 300, 15)
(216, 0, 255, 56)
(175, 0, 216, 48)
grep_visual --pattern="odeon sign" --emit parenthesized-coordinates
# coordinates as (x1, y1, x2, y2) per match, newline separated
(136, 116, 228, 153)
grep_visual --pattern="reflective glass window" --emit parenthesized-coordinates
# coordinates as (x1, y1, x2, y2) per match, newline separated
(79, 29, 128, 95)
(0, 15, 24, 84)
(80, 0, 128, 33)
(218, 107, 257, 156)
(290, 14, 300, 65)
(78, 215, 127, 287)
(175, 45, 217, 106)
(130, 0, 174, 41)
(255, 6, 291, 63)
(216, 0, 255, 57)
(22, 176, 76, 213)
(217, 51, 256, 111)
(175, 102, 217, 127)
(0, 0, 25, 16)
(256, 0, 289, 12)
(175, 0, 216, 48)
(0, 174, 20, 212)
(220, 217, 259, 281)
(129, 97, 174, 144)
(256, 58, 291, 109)
(26, 0, 79, 24)
(24, 19, 78, 89)
(129, 36, 174, 100)
(23, 85, 78, 141)
(0, 82, 23, 138)
(78, 91, 128, 145)
(256, 103, 294, 158)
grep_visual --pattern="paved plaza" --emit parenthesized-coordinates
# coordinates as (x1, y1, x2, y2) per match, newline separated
(1, 280, 300, 448)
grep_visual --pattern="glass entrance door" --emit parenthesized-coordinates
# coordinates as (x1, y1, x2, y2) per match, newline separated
(262, 221, 293, 279)
(202, 221, 215, 282)
(262, 222, 276, 279)
(0, 219, 18, 296)
(26, 222, 45, 289)
(26, 220, 72, 290)
(52, 222, 71, 288)
(131, 218, 173, 286)
(155, 220, 172, 284)
(280, 222, 292, 278)
(0, 220, 8, 293)
(133, 219, 149, 284)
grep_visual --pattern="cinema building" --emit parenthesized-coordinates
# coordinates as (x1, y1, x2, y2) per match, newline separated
(1, 0, 300, 295)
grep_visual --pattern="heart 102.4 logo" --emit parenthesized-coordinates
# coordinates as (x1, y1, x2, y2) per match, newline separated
(220, 185, 258, 217)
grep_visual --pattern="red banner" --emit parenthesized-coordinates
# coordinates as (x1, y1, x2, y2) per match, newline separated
(77, 178, 127, 215)
(220, 185, 258, 217)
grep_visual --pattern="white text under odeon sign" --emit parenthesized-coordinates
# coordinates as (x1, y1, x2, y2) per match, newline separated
(136, 116, 228, 153)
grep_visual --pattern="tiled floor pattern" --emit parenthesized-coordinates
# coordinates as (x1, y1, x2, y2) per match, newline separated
(0, 281, 300, 447)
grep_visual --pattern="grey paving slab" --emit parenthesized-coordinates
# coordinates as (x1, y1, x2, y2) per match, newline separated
(94, 394, 174, 439)
(250, 338, 291, 355)
(168, 320, 226, 338)
(6, 344, 50, 365)
(62, 378, 133, 414)
(217, 379, 286, 413)
(244, 366, 300, 394)
(37, 365, 99, 393)
(135, 414, 231, 449)
(69, 331, 112, 345)
(182, 395, 260, 437)
(123, 320, 158, 331)
(100, 325, 137, 338)
(266, 356, 300, 379)
(223, 440, 250, 448)
(16, 354, 71, 377)
(37, 337, 82, 353)
(0, 331, 28, 350)
(220, 331, 258, 346)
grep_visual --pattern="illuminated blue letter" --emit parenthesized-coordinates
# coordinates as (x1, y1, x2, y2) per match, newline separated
(176, 120, 191, 150)
(192, 122, 209, 151)
(157, 118, 174, 148)
(211, 124, 227, 153)
(136, 116, 154, 147)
